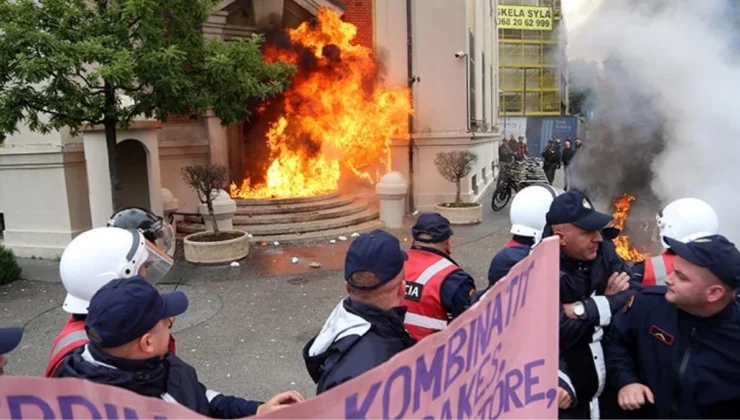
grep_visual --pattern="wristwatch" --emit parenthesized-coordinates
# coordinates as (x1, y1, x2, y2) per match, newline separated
(572, 301, 586, 319)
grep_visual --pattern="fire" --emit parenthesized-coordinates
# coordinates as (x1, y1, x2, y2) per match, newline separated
(230, 9, 412, 199)
(612, 194, 650, 263)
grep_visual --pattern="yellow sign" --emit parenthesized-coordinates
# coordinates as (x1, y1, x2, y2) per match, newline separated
(497, 5, 553, 31)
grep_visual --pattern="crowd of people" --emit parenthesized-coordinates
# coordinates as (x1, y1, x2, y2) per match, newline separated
(498, 134, 583, 189)
(1, 181, 739, 419)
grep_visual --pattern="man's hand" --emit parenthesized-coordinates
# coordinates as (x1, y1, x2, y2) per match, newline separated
(256, 391, 305, 414)
(618, 383, 654, 411)
(605, 272, 630, 295)
(557, 386, 573, 409)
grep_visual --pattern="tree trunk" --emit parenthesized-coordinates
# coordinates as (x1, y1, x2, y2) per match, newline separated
(103, 82, 121, 211)
(207, 201, 220, 233)
(455, 179, 461, 205)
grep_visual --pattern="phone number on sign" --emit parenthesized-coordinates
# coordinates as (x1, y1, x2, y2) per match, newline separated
(497, 17, 551, 28)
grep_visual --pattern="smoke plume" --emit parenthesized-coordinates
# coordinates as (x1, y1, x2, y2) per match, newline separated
(567, 0, 740, 245)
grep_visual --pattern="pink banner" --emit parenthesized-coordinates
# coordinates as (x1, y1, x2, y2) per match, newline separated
(0, 238, 560, 420)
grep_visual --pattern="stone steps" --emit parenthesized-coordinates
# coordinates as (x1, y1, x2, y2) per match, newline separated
(176, 192, 383, 244)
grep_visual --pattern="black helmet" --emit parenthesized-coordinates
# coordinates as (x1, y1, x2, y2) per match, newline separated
(107, 207, 176, 256)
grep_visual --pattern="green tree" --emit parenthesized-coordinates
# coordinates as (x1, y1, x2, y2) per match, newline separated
(0, 0, 295, 207)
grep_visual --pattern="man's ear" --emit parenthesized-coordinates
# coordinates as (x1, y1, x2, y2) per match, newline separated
(139, 332, 155, 355)
(705, 284, 728, 304)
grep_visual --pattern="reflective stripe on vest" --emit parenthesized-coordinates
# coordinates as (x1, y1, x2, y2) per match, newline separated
(651, 255, 668, 286)
(49, 330, 88, 360)
(404, 312, 449, 331)
(415, 258, 455, 285)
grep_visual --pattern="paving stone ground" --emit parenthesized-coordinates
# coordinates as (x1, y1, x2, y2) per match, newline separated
(1, 170, 565, 401)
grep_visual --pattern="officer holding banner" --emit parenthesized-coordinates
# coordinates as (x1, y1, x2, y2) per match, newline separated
(303, 229, 415, 394)
(55, 276, 304, 417)
(604, 234, 740, 418)
(0, 326, 23, 375)
(401, 213, 476, 340)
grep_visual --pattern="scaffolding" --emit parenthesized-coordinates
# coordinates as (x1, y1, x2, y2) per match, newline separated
(498, 0, 567, 116)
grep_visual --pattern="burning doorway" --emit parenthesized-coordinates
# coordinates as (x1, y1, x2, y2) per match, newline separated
(229, 9, 412, 199)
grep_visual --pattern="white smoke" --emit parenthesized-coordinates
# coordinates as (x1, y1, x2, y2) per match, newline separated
(567, 0, 740, 245)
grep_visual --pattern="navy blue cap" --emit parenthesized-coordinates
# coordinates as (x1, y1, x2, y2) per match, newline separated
(345, 229, 408, 290)
(0, 327, 22, 354)
(412, 213, 454, 243)
(546, 190, 613, 232)
(86, 276, 188, 348)
(664, 235, 740, 289)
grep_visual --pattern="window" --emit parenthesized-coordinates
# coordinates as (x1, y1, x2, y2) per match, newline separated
(482, 167, 487, 183)
(482, 52, 486, 127)
(472, 174, 479, 196)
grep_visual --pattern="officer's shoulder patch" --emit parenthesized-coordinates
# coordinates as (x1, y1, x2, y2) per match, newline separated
(623, 295, 635, 313)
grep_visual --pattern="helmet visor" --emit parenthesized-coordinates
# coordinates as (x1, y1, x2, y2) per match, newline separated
(139, 240, 174, 284)
(153, 223, 176, 257)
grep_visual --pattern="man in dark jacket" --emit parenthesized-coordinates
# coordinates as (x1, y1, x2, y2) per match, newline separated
(55, 276, 303, 417)
(304, 229, 415, 394)
(604, 234, 740, 419)
(561, 140, 577, 191)
(542, 190, 642, 419)
(542, 140, 560, 184)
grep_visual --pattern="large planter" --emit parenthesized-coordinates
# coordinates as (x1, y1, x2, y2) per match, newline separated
(434, 203, 483, 225)
(183, 230, 249, 264)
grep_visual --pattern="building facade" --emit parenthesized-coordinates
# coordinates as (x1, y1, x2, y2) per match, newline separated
(0, 0, 502, 258)
(498, 0, 568, 116)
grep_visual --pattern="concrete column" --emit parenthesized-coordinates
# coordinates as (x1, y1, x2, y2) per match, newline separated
(141, 130, 164, 216)
(83, 132, 114, 228)
(205, 111, 229, 168)
(376, 172, 408, 228)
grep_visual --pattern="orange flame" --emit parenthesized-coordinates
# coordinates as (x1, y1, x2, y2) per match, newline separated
(612, 194, 650, 263)
(230, 9, 412, 199)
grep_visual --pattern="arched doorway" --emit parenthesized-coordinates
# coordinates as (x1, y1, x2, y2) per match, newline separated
(116, 139, 151, 209)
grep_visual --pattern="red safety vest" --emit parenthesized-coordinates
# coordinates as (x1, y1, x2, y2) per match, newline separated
(402, 249, 460, 340)
(45, 316, 179, 377)
(643, 251, 677, 286)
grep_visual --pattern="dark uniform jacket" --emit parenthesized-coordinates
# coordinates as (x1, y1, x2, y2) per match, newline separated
(605, 286, 740, 419)
(303, 299, 415, 395)
(56, 343, 261, 418)
(558, 239, 642, 417)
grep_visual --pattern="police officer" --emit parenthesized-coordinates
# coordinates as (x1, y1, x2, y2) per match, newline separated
(107, 207, 176, 257)
(632, 198, 719, 286)
(401, 213, 476, 340)
(605, 234, 740, 418)
(488, 184, 562, 287)
(45, 227, 175, 377)
(543, 190, 642, 419)
(0, 327, 22, 375)
(56, 276, 303, 416)
(304, 229, 415, 394)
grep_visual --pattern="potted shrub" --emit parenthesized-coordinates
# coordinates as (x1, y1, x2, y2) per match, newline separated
(181, 164, 249, 264)
(433, 150, 483, 225)
(0, 245, 22, 285)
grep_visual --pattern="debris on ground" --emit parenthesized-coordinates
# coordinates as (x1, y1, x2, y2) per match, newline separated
(309, 262, 322, 268)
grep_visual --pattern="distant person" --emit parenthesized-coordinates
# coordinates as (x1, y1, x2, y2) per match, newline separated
(518, 136, 528, 157)
(561, 140, 576, 191)
(575, 138, 583, 150)
(542, 140, 560, 184)
(304, 230, 414, 394)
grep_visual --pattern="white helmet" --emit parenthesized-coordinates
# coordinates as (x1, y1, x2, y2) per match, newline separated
(510, 183, 563, 238)
(59, 227, 174, 314)
(657, 198, 719, 248)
